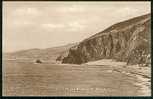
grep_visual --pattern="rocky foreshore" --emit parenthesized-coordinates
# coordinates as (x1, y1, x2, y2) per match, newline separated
(85, 59, 151, 96)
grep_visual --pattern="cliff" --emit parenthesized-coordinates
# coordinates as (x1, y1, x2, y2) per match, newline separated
(61, 14, 151, 65)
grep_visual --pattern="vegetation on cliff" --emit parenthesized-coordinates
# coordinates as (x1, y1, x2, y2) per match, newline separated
(61, 14, 151, 65)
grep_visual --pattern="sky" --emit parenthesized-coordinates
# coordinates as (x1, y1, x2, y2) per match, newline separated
(3, 1, 151, 52)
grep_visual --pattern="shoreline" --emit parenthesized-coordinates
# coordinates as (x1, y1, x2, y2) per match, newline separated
(85, 59, 151, 96)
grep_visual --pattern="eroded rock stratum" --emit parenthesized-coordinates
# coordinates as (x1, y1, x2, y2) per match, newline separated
(60, 14, 151, 65)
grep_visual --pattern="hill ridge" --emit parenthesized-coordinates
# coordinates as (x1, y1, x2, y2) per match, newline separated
(61, 13, 151, 65)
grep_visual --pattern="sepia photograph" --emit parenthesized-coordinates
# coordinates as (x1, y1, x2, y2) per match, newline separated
(2, 1, 151, 96)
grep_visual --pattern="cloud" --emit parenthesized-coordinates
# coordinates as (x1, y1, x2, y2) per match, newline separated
(41, 21, 86, 32)
(68, 21, 85, 31)
(5, 7, 41, 29)
(57, 5, 85, 13)
(13, 20, 34, 26)
(115, 7, 138, 16)
(3, 2, 151, 52)
(13, 7, 41, 16)
(42, 23, 65, 28)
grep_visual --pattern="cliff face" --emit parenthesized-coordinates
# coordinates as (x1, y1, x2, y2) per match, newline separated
(61, 14, 151, 64)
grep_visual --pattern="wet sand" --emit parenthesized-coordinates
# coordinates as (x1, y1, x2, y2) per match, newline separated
(3, 60, 150, 96)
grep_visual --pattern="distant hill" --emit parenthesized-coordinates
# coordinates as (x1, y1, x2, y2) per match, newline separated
(4, 43, 77, 63)
(61, 13, 151, 65)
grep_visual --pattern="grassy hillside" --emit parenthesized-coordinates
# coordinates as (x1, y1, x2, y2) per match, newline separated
(4, 43, 77, 63)
(61, 14, 151, 65)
